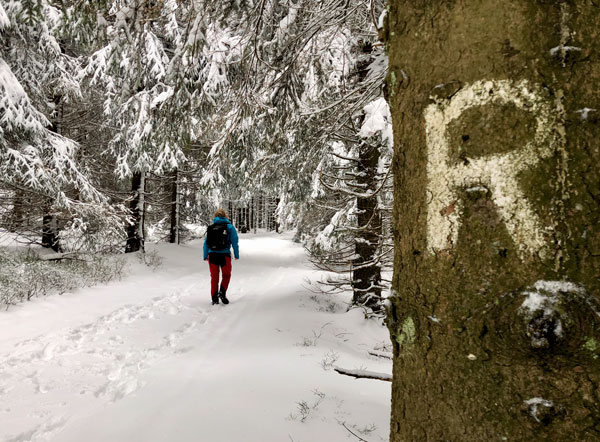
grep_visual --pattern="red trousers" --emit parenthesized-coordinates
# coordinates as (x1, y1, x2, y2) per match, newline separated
(209, 255, 232, 296)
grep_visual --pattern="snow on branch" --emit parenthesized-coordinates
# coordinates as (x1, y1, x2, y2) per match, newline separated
(0, 4, 10, 29)
(0, 59, 48, 134)
(334, 367, 392, 382)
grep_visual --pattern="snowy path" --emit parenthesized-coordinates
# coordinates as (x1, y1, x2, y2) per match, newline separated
(0, 233, 391, 442)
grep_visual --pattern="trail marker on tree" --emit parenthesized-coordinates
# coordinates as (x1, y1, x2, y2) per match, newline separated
(424, 79, 557, 259)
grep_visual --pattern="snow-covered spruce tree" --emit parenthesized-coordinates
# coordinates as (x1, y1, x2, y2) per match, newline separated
(0, 1, 113, 251)
(308, 38, 392, 314)
(157, 1, 344, 225)
(229, 0, 392, 313)
(385, 1, 600, 440)
(78, 1, 261, 248)
(184, 7, 252, 222)
(80, 0, 191, 252)
(129, 2, 294, 228)
(62, 0, 217, 251)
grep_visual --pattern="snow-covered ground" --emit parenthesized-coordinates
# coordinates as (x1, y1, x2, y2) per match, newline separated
(0, 232, 391, 442)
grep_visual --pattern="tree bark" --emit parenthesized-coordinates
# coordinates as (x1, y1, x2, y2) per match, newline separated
(125, 172, 145, 253)
(385, 1, 600, 441)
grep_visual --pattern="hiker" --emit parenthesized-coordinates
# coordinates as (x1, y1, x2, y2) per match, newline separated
(203, 209, 239, 305)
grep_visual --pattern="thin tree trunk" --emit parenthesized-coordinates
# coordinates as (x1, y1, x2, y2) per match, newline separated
(9, 189, 24, 233)
(385, 1, 600, 440)
(41, 97, 63, 252)
(252, 196, 257, 233)
(169, 168, 179, 244)
(262, 195, 266, 229)
(125, 171, 145, 253)
(274, 197, 280, 233)
(41, 201, 60, 252)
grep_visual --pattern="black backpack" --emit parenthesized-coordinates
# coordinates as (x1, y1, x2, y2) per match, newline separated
(206, 223, 230, 250)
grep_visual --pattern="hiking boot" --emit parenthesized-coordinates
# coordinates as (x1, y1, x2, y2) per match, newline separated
(211, 292, 219, 305)
(219, 287, 229, 304)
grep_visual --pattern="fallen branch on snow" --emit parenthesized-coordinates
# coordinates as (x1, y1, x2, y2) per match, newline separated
(341, 422, 371, 442)
(39, 252, 81, 261)
(368, 350, 392, 359)
(334, 367, 392, 382)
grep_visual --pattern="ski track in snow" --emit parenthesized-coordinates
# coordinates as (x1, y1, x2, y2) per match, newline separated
(0, 287, 207, 442)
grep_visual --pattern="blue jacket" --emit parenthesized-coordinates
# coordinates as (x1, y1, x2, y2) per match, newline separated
(203, 217, 239, 260)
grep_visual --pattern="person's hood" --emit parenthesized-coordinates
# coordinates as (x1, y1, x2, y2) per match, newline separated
(213, 217, 231, 224)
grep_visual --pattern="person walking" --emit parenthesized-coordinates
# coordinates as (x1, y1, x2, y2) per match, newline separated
(203, 209, 239, 305)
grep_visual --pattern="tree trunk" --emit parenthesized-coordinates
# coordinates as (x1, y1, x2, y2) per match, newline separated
(251, 196, 257, 233)
(169, 168, 179, 244)
(125, 172, 145, 253)
(41, 203, 60, 252)
(350, 43, 384, 312)
(352, 139, 383, 311)
(385, 1, 600, 441)
(274, 197, 280, 233)
(41, 98, 63, 252)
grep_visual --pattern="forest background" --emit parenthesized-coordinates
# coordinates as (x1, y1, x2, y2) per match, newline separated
(0, 0, 392, 312)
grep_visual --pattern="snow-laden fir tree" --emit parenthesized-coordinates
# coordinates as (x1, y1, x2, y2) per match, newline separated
(0, 1, 117, 252)
(79, 0, 188, 252)
(217, 0, 393, 313)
